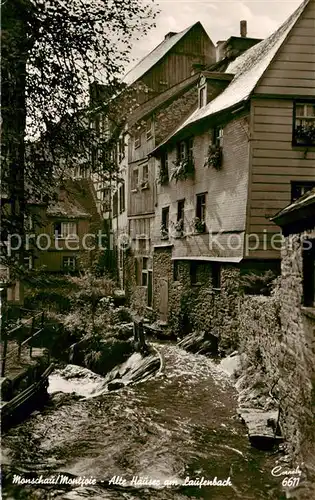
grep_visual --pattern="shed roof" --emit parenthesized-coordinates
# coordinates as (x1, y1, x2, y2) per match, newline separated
(272, 188, 315, 227)
(155, 0, 310, 144)
(122, 23, 201, 86)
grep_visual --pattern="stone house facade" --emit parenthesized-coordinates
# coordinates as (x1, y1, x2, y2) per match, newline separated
(237, 189, 315, 496)
(272, 189, 315, 463)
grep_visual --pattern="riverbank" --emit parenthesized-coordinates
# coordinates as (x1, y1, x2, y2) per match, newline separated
(2, 343, 285, 499)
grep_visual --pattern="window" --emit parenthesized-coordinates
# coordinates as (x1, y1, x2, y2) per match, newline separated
(178, 141, 187, 161)
(177, 199, 185, 224)
(118, 137, 125, 163)
(24, 215, 33, 231)
(293, 101, 315, 146)
(54, 222, 77, 239)
(141, 257, 148, 286)
(291, 181, 315, 202)
(119, 183, 125, 213)
(135, 130, 141, 149)
(113, 191, 118, 217)
(196, 193, 206, 222)
(190, 261, 209, 285)
(142, 164, 149, 182)
(63, 256, 76, 272)
(212, 263, 221, 289)
(199, 85, 207, 108)
(146, 120, 153, 141)
(101, 188, 111, 211)
(177, 138, 194, 162)
(302, 239, 315, 307)
(131, 168, 139, 191)
(161, 206, 169, 232)
(213, 126, 224, 147)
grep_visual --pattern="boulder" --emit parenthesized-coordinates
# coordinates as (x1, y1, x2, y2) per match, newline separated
(107, 380, 125, 391)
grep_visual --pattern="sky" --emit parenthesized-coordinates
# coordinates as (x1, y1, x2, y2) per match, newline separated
(125, 0, 303, 73)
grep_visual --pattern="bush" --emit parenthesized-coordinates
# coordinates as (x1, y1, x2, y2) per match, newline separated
(83, 338, 134, 375)
(240, 270, 276, 296)
(111, 306, 133, 324)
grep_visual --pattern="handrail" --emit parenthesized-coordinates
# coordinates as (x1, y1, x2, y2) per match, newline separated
(0, 311, 45, 376)
(0, 328, 44, 362)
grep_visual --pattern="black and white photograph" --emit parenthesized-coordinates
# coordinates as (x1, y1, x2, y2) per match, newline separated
(1, 0, 315, 498)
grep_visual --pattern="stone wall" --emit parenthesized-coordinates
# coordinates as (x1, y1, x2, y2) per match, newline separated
(152, 247, 241, 350)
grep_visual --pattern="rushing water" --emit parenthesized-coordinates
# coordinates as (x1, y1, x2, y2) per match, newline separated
(2, 343, 286, 499)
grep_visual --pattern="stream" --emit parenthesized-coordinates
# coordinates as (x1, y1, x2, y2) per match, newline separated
(1, 343, 285, 499)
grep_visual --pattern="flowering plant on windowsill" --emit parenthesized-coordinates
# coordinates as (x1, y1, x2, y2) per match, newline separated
(160, 224, 169, 240)
(158, 167, 169, 185)
(172, 219, 184, 239)
(204, 144, 223, 170)
(193, 217, 206, 233)
(295, 123, 315, 146)
(170, 157, 195, 182)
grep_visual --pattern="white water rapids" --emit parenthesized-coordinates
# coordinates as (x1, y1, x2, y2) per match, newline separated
(2, 343, 284, 499)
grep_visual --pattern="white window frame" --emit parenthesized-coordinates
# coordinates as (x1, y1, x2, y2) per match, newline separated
(55, 222, 78, 239)
(294, 101, 315, 145)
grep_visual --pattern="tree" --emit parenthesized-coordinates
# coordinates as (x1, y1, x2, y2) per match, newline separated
(1, 0, 158, 271)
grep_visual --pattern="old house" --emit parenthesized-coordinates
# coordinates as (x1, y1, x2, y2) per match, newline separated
(124, 22, 262, 314)
(23, 179, 102, 274)
(148, 0, 315, 334)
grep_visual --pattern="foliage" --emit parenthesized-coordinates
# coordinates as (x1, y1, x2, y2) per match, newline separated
(1, 0, 158, 267)
(295, 123, 315, 145)
(240, 270, 276, 296)
(160, 224, 169, 240)
(111, 306, 133, 324)
(84, 337, 134, 375)
(170, 157, 195, 182)
(174, 219, 184, 232)
(192, 217, 206, 233)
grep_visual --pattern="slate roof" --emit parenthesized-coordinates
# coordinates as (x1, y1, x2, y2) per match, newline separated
(157, 0, 310, 142)
(122, 23, 199, 86)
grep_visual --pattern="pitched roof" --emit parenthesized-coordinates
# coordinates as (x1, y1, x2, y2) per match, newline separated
(47, 181, 92, 219)
(162, 0, 310, 140)
(122, 23, 200, 86)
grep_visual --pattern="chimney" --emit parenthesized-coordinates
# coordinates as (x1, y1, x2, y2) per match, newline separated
(164, 31, 177, 40)
(240, 20, 247, 38)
